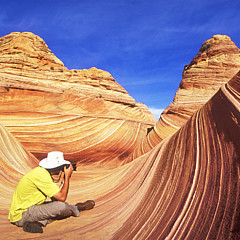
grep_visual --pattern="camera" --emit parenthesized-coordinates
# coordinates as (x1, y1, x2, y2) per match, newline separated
(66, 163, 77, 171)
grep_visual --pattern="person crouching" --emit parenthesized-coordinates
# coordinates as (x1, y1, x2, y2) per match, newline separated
(8, 151, 95, 233)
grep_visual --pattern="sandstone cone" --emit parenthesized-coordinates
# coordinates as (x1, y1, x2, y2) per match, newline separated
(131, 35, 240, 159)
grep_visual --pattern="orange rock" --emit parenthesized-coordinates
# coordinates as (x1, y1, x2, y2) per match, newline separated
(1, 70, 240, 240)
(131, 35, 240, 159)
(0, 33, 240, 239)
(0, 32, 156, 164)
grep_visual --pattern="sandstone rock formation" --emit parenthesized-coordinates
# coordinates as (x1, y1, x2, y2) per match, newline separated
(131, 35, 240, 159)
(1, 70, 240, 240)
(0, 33, 239, 239)
(0, 32, 155, 165)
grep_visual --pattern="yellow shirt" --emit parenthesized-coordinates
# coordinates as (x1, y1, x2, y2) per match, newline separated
(8, 167, 60, 223)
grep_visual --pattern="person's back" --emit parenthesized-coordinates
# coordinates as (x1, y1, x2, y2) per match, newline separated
(9, 166, 60, 223)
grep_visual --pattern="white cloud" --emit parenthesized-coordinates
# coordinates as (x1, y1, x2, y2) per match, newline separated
(149, 107, 165, 120)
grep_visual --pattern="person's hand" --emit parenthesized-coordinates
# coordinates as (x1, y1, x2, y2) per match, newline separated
(64, 164, 73, 179)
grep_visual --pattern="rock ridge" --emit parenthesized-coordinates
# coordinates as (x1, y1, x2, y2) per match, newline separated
(0, 32, 148, 107)
(0, 32, 155, 163)
(1, 66, 240, 240)
(130, 34, 240, 159)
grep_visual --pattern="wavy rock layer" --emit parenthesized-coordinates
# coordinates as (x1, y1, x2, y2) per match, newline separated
(1, 71, 240, 240)
(0, 123, 38, 229)
(131, 35, 240, 159)
(0, 32, 155, 165)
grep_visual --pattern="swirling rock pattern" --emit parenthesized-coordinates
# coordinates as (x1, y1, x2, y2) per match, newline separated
(0, 33, 239, 240)
(0, 32, 155, 165)
(132, 35, 240, 159)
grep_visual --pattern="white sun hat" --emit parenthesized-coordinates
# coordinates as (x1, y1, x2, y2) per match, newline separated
(39, 151, 70, 169)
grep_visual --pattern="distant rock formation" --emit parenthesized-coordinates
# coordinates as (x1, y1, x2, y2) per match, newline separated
(0, 32, 155, 164)
(0, 32, 152, 106)
(131, 35, 240, 159)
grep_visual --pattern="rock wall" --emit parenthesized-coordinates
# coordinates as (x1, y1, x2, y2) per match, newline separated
(0, 32, 155, 165)
(1, 70, 239, 240)
(0, 32, 240, 239)
(131, 35, 240, 159)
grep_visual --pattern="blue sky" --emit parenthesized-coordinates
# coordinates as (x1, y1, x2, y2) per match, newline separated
(1, 0, 240, 119)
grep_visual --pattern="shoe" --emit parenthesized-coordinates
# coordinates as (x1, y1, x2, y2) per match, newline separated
(75, 200, 95, 211)
(23, 221, 43, 233)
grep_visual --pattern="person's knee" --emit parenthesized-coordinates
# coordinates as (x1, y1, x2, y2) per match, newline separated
(55, 201, 74, 214)
(54, 201, 66, 207)
(53, 201, 68, 212)
(50, 201, 76, 218)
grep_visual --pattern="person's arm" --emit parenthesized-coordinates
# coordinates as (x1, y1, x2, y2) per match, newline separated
(52, 164, 73, 202)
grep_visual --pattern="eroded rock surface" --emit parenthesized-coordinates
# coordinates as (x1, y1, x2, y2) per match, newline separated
(1, 71, 240, 240)
(0, 32, 155, 165)
(0, 33, 239, 239)
(131, 35, 240, 159)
